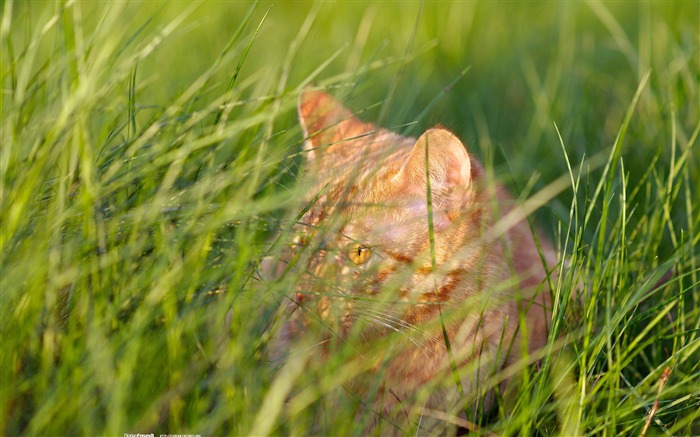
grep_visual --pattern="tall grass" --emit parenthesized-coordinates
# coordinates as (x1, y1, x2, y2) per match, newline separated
(2, 1, 698, 435)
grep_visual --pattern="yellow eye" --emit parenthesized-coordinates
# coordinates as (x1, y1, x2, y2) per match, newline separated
(289, 235, 307, 250)
(348, 243, 371, 265)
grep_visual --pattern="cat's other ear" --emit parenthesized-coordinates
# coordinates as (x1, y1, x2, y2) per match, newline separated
(298, 90, 372, 161)
(403, 128, 472, 207)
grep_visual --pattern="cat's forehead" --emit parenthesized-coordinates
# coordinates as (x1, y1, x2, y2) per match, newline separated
(313, 130, 411, 169)
(309, 132, 412, 191)
(304, 155, 409, 223)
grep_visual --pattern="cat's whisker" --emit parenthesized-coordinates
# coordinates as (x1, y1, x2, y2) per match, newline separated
(352, 309, 433, 356)
(358, 307, 425, 336)
(352, 308, 407, 332)
(359, 316, 427, 353)
(291, 337, 333, 356)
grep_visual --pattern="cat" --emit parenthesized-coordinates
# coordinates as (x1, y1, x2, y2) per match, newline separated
(269, 89, 557, 434)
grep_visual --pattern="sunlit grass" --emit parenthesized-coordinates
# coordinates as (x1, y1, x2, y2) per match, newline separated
(2, 1, 698, 435)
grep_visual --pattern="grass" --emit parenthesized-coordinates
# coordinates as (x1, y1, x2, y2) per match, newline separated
(1, 0, 698, 435)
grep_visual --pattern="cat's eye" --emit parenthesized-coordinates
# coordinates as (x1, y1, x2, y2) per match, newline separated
(289, 235, 308, 250)
(348, 243, 371, 265)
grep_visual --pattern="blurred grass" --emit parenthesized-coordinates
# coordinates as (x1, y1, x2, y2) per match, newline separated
(1, 0, 699, 435)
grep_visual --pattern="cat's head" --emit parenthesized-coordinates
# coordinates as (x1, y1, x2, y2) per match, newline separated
(291, 90, 492, 336)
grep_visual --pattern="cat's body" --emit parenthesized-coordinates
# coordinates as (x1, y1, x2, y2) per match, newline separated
(272, 90, 556, 433)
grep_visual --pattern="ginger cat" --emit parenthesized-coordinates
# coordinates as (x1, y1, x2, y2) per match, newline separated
(272, 90, 556, 434)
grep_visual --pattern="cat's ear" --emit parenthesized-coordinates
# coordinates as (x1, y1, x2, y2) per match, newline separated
(298, 90, 372, 161)
(403, 128, 472, 207)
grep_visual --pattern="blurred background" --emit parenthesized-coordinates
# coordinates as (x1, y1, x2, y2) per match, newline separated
(12, 2, 697, 155)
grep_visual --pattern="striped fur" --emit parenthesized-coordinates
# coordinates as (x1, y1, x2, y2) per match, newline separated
(277, 90, 557, 433)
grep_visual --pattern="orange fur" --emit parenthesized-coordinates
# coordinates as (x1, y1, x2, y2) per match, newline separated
(276, 90, 557, 433)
